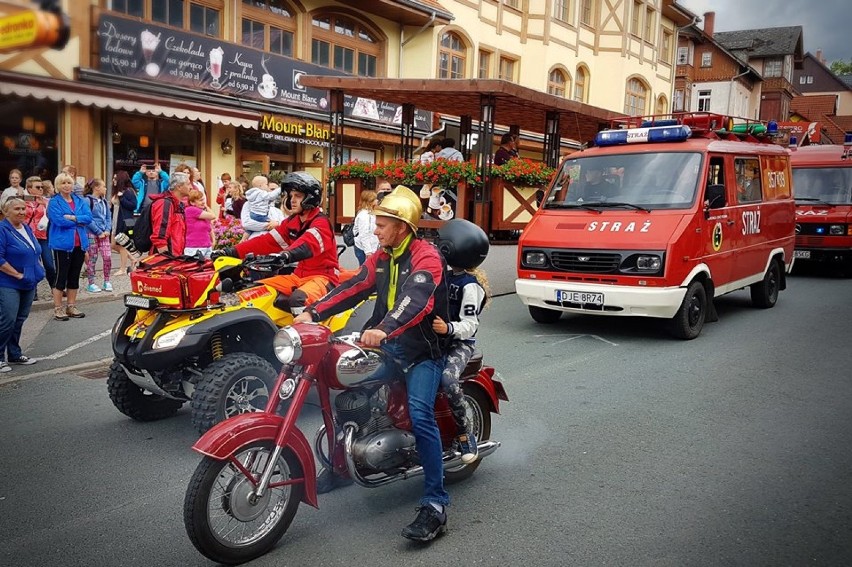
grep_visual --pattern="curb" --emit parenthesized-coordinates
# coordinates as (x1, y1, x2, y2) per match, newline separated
(30, 293, 125, 312)
(0, 357, 114, 387)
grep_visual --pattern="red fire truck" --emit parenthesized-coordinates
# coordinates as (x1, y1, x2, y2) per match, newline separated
(515, 113, 795, 339)
(790, 139, 852, 274)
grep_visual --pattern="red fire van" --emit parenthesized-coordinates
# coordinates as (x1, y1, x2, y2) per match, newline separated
(515, 113, 795, 339)
(789, 141, 852, 273)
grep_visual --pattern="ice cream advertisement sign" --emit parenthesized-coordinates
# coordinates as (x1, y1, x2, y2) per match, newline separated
(96, 14, 430, 130)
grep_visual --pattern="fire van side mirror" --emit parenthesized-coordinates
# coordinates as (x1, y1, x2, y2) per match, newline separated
(704, 185, 726, 217)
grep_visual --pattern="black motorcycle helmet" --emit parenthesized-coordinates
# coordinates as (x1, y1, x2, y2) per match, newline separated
(282, 171, 322, 210)
(435, 219, 489, 270)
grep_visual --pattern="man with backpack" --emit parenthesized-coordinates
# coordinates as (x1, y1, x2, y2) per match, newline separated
(148, 172, 191, 255)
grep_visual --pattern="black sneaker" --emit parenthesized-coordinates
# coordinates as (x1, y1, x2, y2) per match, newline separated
(401, 506, 447, 542)
(315, 467, 353, 494)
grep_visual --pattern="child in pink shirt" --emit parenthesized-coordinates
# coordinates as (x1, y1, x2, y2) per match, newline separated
(184, 189, 215, 258)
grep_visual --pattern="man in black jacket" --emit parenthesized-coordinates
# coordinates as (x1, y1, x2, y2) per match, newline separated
(294, 185, 450, 542)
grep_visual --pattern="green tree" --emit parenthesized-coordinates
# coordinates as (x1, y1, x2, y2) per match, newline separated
(829, 58, 852, 75)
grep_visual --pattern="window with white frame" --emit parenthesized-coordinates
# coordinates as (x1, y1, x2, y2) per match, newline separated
(701, 51, 712, 67)
(764, 58, 783, 77)
(438, 32, 466, 79)
(499, 56, 517, 82)
(673, 89, 684, 111)
(697, 89, 711, 112)
(580, 0, 594, 25)
(478, 49, 492, 79)
(554, 0, 571, 22)
(624, 78, 648, 116)
(676, 46, 689, 65)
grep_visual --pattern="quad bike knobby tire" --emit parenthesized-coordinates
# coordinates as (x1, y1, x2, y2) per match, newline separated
(445, 385, 492, 483)
(106, 359, 185, 421)
(190, 353, 277, 434)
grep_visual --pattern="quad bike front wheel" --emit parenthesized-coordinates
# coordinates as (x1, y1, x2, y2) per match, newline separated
(106, 359, 185, 421)
(190, 353, 277, 434)
(183, 441, 304, 565)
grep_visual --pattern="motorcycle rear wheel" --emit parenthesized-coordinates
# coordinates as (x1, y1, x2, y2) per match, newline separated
(184, 441, 304, 565)
(445, 385, 492, 483)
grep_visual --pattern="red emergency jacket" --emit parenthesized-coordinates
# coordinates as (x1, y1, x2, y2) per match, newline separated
(149, 191, 186, 255)
(234, 208, 339, 285)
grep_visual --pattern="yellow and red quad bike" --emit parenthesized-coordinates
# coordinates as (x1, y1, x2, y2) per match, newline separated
(108, 251, 373, 434)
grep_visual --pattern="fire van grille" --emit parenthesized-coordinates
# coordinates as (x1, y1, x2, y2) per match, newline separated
(796, 235, 825, 247)
(550, 251, 621, 273)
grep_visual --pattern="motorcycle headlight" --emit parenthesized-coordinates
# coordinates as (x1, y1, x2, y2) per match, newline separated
(273, 327, 302, 364)
(153, 325, 192, 350)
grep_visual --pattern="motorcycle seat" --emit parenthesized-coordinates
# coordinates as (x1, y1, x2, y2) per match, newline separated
(461, 350, 483, 378)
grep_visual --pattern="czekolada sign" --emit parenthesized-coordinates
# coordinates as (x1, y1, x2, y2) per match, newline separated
(96, 14, 430, 130)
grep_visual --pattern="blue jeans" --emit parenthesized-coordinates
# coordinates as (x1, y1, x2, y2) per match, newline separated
(0, 286, 36, 362)
(379, 341, 449, 508)
(38, 238, 56, 287)
(353, 246, 367, 266)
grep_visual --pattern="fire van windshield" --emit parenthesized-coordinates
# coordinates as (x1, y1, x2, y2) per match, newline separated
(544, 152, 703, 210)
(791, 168, 852, 205)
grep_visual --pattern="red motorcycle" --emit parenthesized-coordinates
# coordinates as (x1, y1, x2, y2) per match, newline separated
(183, 322, 508, 565)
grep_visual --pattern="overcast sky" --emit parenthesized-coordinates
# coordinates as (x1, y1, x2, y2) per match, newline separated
(678, 0, 849, 65)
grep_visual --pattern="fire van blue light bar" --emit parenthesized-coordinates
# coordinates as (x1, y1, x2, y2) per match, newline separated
(595, 125, 692, 147)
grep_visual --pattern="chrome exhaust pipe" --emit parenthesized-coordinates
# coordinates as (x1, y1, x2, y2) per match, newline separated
(342, 425, 500, 489)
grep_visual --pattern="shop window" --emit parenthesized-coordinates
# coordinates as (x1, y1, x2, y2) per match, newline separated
(0, 96, 59, 182)
(438, 31, 466, 79)
(111, 115, 198, 181)
(624, 77, 648, 116)
(548, 68, 570, 98)
(311, 14, 380, 77)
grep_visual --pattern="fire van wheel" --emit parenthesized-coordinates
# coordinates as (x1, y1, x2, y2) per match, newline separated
(529, 306, 562, 324)
(668, 281, 707, 340)
(750, 260, 780, 309)
(106, 359, 185, 421)
(190, 353, 277, 435)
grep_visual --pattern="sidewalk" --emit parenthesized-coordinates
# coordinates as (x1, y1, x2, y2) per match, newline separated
(31, 250, 133, 312)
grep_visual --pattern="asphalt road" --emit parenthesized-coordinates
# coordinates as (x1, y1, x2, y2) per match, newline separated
(1, 269, 851, 567)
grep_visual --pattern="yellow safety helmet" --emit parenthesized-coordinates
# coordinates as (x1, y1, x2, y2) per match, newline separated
(373, 185, 422, 233)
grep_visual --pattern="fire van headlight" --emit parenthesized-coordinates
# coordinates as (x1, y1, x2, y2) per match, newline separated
(153, 326, 192, 350)
(523, 250, 548, 268)
(636, 255, 662, 272)
(829, 224, 845, 235)
(621, 252, 664, 275)
(273, 326, 302, 364)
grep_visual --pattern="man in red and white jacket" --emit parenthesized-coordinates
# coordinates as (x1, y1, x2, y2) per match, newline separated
(217, 172, 339, 315)
(149, 172, 190, 256)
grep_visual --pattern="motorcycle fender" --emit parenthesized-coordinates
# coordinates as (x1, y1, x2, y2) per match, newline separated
(466, 367, 508, 414)
(192, 413, 319, 509)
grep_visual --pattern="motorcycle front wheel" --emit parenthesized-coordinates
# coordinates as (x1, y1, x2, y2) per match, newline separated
(183, 441, 304, 565)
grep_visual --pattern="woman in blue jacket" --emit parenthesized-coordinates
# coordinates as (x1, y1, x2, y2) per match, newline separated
(47, 173, 92, 321)
(0, 197, 45, 372)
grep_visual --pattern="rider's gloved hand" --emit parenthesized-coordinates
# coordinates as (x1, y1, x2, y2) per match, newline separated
(211, 247, 239, 259)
